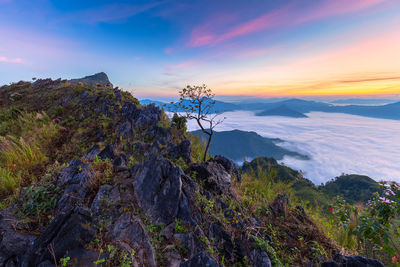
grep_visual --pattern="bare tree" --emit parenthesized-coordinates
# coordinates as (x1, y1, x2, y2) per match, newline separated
(175, 84, 225, 161)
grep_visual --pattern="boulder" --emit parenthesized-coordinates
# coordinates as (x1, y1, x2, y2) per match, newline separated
(174, 232, 205, 258)
(0, 212, 36, 266)
(168, 139, 192, 163)
(116, 121, 134, 139)
(111, 213, 156, 267)
(322, 254, 385, 267)
(211, 155, 241, 182)
(208, 223, 234, 262)
(179, 252, 220, 267)
(82, 145, 101, 161)
(121, 102, 139, 120)
(133, 155, 185, 224)
(56, 160, 94, 212)
(90, 184, 121, 215)
(61, 249, 106, 267)
(98, 144, 115, 160)
(20, 206, 96, 266)
(250, 249, 272, 267)
(188, 161, 231, 195)
(135, 104, 161, 128)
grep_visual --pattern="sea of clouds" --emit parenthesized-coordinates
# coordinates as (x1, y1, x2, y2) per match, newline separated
(185, 111, 400, 184)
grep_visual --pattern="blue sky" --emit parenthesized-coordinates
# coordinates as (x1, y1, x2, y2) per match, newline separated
(1, 0, 400, 99)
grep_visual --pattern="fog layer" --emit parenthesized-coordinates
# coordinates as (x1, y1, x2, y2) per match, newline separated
(186, 111, 400, 184)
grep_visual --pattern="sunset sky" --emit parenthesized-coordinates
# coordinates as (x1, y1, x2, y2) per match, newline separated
(1, 0, 400, 99)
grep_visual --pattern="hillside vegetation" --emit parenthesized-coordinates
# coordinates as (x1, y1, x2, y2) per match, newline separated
(0, 74, 392, 267)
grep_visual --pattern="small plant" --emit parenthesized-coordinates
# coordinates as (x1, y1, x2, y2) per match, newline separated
(59, 256, 71, 267)
(310, 240, 326, 261)
(93, 258, 105, 265)
(16, 182, 60, 226)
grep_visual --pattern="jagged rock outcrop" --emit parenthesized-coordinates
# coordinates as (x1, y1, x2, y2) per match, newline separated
(20, 206, 96, 266)
(111, 212, 156, 267)
(132, 154, 189, 225)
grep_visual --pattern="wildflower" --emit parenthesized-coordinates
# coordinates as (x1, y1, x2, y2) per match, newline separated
(385, 189, 395, 196)
(379, 197, 394, 204)
(392, 254, 398, 263)
(329, 207, 333, 211)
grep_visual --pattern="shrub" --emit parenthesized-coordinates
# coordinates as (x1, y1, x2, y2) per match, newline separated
(172, 113, 187, 132)
(186, 133, 207, 163)
(330, 181, 400, 264)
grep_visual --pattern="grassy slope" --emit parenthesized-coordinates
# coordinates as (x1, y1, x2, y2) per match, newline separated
(1, 79, 384, 266)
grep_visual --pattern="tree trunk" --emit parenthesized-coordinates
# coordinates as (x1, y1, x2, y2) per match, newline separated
(203, 133, 212, 162)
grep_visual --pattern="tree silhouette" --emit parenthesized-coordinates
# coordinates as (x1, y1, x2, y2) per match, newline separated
(175, 84, 225, 161)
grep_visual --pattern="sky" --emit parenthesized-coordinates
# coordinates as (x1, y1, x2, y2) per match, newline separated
(186, 111, 400, 184)
(1, 0, 400, 99)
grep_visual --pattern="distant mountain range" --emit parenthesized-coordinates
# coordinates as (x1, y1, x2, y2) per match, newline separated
(329, 98, 398, 105)
(256, 104, 308, 118)
(141, 98, 400, 120)
(190, 129, 309, 161)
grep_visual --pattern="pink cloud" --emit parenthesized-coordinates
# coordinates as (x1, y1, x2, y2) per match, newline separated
(188, 14, 237, 47)
(167, 59, 198, 69)
(297, 0, 386, 23)
(0, 56, 24, 63)
(188, 0, 386, 47)
(59, 2, 162, 24)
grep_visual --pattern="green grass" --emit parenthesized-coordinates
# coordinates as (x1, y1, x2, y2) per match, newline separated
(0, 167, 22, 197)
(0, 109, 59, 198)
(235, 167, 293, 214)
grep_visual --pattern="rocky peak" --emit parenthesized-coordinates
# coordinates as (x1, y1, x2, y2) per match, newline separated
(68, 72, 113, 87)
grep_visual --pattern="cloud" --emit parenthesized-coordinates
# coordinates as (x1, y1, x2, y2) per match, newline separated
(339, 76, 400, 84)
(163, 59, 202, 76)
(0, 56, 24, 63)
(186, 111, 400, 184)
(60, 2, 164, 24)
(188, 0, 386, 47)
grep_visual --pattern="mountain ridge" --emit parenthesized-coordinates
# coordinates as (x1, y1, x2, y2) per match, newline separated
(0, 75, 386, 266)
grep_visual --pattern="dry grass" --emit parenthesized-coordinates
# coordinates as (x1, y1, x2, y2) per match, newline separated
(0, 111, 59, 198)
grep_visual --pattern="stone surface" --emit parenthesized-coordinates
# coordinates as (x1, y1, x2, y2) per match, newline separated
(21, 206, 96, 266)
(208, 223, 234, 261)
(111, 212, 156, 267)
(188, 161, 231, 194)
(68, 72, 113, 87)
(211, 155, 241, 182)
(321, 254, 385, 267)
(0, 212, 36, 266)
(90, 184, 121, 214)
(169, 139, 192, 163)
(179, 252, 220, 267)
(133, 154, 185, 224)
(56, 160, 94, 212)
(270, 194, 289, 217)
(250, 249, 272, 267)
